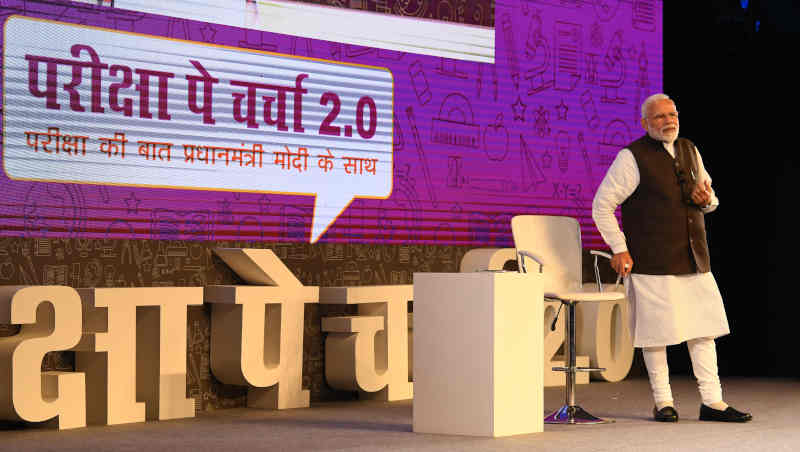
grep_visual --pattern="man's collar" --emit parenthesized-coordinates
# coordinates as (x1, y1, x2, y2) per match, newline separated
(643, 133, 676, 147)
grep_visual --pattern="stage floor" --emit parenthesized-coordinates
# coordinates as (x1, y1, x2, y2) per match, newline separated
(1, 376, 797, 451)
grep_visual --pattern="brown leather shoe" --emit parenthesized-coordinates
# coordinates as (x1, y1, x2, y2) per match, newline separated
(699, 404, 752, 422)
(653, 406, 679, 422)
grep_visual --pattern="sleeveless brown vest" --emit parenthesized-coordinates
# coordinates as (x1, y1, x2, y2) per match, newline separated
(621, 134, 711, 275)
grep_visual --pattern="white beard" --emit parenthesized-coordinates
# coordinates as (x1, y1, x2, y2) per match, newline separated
(648, 123, 679, 144)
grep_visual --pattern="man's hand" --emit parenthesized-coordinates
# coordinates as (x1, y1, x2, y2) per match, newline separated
(690, 180, 712, 207)
(611, 251, 633, 277)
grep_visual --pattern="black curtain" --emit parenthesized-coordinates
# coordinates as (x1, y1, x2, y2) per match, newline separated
(664, 0, 799, 377)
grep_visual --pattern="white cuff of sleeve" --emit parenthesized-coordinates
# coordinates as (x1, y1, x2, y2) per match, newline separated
(610, 243, 628, 255)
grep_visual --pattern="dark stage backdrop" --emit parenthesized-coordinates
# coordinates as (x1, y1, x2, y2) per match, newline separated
(663, 0, 799, 378)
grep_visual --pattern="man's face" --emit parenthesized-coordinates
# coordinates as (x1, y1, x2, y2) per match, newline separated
(641, 99, 679, 143)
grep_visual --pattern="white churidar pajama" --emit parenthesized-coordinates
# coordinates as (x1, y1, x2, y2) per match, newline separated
(592, 141, 730, 406)
(643, 338, 723, 405)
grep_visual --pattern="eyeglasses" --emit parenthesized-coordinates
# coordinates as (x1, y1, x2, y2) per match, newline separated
(648, 111, 678, 122)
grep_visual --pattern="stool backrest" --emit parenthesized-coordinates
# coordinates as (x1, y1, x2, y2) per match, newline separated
(510, 215, 583, 294)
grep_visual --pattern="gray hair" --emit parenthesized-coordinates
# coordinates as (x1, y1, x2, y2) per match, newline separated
(641, 93, 671, 119)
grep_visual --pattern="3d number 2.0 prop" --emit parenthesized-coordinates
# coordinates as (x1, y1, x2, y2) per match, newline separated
(0, 248, 632, 430)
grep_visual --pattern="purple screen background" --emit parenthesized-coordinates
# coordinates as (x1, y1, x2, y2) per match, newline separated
(0, 0, 662, 248)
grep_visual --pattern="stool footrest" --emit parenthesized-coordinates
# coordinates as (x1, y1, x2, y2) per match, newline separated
(551, 366, 606, 372)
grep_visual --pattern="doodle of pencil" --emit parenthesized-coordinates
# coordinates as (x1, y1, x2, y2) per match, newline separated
(406, 106, 438, 208)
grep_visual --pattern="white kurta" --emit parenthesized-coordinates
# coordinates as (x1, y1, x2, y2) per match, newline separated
(592, 141, 730, 347)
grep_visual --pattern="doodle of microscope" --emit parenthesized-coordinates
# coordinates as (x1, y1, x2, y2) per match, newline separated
(600, 30, 625, 104)
(524, 9, 554, 95)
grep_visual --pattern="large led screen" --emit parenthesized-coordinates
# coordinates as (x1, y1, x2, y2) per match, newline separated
(0, 0, 662, 248)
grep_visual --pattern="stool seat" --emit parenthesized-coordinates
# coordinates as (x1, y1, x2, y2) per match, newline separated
(546, 291, 624, 303)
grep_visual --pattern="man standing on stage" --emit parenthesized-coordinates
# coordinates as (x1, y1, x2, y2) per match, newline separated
(592, 93, 752, 423)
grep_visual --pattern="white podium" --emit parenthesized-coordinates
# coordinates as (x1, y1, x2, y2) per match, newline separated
(412, 272, 544, 437)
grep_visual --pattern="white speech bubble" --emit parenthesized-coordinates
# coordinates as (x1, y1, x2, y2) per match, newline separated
(2, 16, 393, 243)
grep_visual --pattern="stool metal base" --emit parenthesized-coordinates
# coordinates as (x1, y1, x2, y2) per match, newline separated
(544, 405, 614, 425)
(544, 299, 614, 425)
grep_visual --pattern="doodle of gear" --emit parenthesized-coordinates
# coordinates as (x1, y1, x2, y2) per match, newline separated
(394, 0, 427, 18)
(23, 183, 87, 238)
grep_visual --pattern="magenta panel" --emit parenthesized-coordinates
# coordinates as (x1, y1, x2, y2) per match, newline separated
(0, 0, 662, 248)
